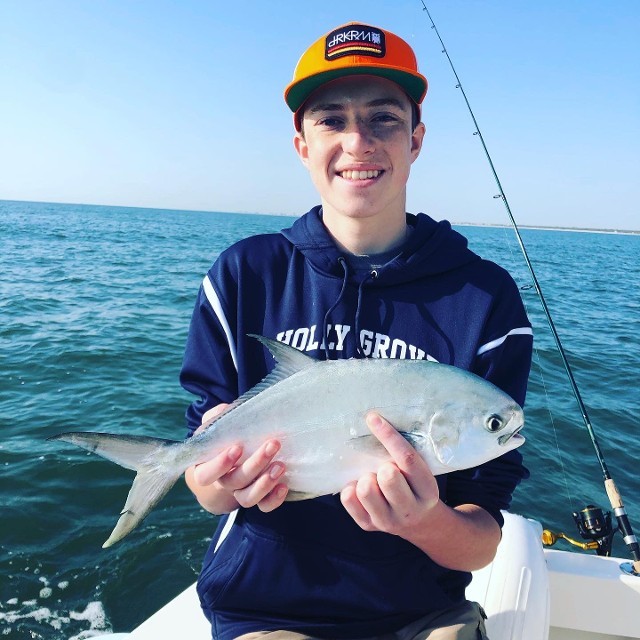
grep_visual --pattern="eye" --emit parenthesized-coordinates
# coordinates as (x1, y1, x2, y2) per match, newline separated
(317, 116, 344, 129)
(485, 414, 504, 433)
(371, 112, 401, 125)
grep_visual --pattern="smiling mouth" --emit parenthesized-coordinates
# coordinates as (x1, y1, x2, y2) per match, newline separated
(339, 169, 383, 181)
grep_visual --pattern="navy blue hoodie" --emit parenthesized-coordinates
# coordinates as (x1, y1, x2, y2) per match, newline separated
(180, 207, 532, 640)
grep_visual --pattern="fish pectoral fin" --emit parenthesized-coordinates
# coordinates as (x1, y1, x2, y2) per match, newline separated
(347, 434, 388, 457)
(348, 430, 424, 456)
(397, 430, 425, 449)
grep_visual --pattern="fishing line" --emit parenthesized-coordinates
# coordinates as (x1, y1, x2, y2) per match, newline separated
(419, 1, 640, 571)
(494, 226, 577, 514)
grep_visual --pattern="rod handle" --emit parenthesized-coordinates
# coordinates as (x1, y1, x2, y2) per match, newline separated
(605, 479, 640, 570)
(605, 478, 623, 509)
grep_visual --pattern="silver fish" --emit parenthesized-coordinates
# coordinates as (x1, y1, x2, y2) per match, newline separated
(49, 335, 524, 548)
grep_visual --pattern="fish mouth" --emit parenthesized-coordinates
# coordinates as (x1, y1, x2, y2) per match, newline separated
(498, 425, 525, 446)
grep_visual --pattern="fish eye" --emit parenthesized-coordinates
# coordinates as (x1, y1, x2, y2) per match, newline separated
(485, 414, 504, 433)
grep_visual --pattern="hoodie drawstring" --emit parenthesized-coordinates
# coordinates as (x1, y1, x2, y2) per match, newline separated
(354, 278, 366, 358)
(322, 257, 349, 360)
(354, 271, 376, 358)
(323, 257, 376, 359)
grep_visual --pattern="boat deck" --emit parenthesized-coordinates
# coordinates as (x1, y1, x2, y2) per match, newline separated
(98, 515, 640, 640)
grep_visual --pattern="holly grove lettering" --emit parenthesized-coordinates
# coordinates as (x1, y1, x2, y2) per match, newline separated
(276, 324, 437, 361)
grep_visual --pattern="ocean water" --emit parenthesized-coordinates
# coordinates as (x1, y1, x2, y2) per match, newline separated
(1, 200, 638, 638)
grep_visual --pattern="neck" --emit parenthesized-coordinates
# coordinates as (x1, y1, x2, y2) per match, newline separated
(321, 209, 409, 255)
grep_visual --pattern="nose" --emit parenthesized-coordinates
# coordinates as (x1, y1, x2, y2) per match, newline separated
(341, 119, 375, 157)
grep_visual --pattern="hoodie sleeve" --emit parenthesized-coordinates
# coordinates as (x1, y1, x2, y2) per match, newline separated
(445, 266, 533, 526)
(180, 269, 240, 437)
(180, 235, 287, 437)
(472, 266, 533, 406)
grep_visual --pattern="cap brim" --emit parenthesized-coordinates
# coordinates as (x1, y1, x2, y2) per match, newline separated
(285, 66, 427, 113)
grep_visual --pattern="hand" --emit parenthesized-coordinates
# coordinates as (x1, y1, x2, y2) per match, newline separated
(340, 412, 440, 537)
(188, 403, 289, 513)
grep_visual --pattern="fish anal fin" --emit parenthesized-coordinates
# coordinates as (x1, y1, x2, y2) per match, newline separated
(284, 490, 320, 502)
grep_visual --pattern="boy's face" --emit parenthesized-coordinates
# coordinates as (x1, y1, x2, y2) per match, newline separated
(294, 75, 425, 226)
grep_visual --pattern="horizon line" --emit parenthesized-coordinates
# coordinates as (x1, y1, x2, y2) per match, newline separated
(2, 198, 638, 236)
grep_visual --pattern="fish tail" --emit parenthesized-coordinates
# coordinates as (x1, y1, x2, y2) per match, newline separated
(48, 431, 183, 548)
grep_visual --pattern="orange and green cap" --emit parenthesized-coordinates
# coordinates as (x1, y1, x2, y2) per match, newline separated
(284, 22, 428, 131)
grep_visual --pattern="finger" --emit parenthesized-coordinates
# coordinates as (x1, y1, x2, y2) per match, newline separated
(193, 444, 243, 486)
(366, 413, 422, 473)
(199, 403, 231, 432)
(374, 462, 423, 529)
(348, 473, 393, 531)
(376, 462, 416, 512)
(366, 412, 434, 498)
(356, 470, 407, 533)
(217, 439, 281, 492)
(340, 482, 375, 531)
(257, 483, 289, 513)
(233, 461, 287, 508)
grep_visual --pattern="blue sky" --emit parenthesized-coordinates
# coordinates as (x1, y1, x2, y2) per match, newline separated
(1, 1, 638, 230)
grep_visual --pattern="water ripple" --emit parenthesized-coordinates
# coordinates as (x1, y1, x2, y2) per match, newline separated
(1, 202, 638, 638)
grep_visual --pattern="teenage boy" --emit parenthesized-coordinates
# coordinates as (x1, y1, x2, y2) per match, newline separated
(181, 21, 532, 640)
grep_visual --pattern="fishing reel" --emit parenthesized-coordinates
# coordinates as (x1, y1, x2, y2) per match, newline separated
(572, 505, 616, 556)
(542, 504, 616, 557)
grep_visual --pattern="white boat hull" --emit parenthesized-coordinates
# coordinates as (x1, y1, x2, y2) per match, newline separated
(97, 512, 640, 640)
(545, 549, 640, 639)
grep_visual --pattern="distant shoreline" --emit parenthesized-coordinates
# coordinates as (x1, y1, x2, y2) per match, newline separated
(453, 221, 640, 236)
(2, 198, 639, 236)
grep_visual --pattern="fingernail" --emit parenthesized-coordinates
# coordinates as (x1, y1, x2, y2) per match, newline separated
(367, 413, 382, 429)
(228, 445, 242, 460)
(265, 441, 280, 457)
(270, 462, 284, 479)
(193, 465, 207, 486)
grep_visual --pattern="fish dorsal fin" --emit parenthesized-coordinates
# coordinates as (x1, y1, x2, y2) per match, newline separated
(248, 334, 316, 376)
(201, 335, 316, 432)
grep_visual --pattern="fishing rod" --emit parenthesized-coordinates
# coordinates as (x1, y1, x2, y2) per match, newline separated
(419, 1, 640, 574)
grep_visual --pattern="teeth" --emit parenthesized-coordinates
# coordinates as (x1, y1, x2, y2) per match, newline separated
(340, 170, 381, 180)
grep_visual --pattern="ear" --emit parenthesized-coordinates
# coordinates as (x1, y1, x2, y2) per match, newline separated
(293, 132, 310, 168)
(410, 122, 426, 163)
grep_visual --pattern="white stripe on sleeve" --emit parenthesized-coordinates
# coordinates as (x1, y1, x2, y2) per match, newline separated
(476, 327, 533, 356)
(202, 275, 238, 371)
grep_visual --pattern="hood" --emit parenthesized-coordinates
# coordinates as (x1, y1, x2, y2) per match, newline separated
(280, 206, 480, 286)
